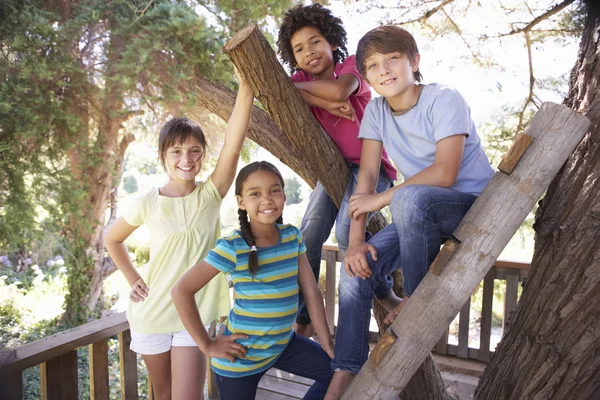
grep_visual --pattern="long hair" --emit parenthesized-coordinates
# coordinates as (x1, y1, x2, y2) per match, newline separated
(235, 161, 285, 276)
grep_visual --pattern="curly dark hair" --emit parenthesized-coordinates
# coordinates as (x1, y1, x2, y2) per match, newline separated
(277, 3, 348, 73)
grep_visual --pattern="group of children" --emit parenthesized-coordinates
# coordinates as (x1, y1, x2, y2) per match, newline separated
(105, 4, 494, 400)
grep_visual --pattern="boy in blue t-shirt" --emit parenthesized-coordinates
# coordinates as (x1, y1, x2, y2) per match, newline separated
(326, 25, 494, 398)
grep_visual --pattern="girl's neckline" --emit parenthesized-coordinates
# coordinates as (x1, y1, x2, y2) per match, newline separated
(244, 224, 282, 250)
(157, 182, 200, 199)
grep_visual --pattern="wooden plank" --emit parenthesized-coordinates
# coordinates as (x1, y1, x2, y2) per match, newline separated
(0, 312, 128, 375)
(90, 338, 110, 400)
(478, 270, 495, 363)
(503, 270, 520, 329)
(429, 237, 460, 276)
(457, 299, 471, 359)
(494, 259, 530, 270)
(325, 249, 337, 336)
(341, 103, 592, 399)
(258, 374, 309, 399)
(119, 330, 138, 400)
(41, 350, 78, 400)
(0, 369, 22, 400)
(498, 133, 534, 174)
(256, 388, 302, 400)
(265, 368, 314, 386)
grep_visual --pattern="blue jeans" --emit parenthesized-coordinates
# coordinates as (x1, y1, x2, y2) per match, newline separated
(215, 332, 333, 400)
(331, 185, 477, 373)
(297, 166, 393, 325)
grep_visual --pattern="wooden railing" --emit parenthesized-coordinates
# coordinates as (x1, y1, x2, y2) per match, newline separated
(321, 245, 530, 362)
(0, 245, 529, 398)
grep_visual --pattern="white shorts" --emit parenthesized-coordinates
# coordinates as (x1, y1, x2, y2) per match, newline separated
(130, 326, 211, 355)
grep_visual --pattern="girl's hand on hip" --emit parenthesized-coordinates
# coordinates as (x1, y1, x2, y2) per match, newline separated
(129, 278, 149, 303)
(207, 325, 249, 362)
(348, 193, 384, 220)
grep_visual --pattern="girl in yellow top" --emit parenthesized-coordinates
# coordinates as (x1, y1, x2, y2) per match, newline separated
(104, 70, 254, 399)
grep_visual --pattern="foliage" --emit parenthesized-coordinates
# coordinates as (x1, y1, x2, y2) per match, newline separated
(284, 176, 303, 205)
(123, 174, 139, 194)
(0, 0, 292, 324)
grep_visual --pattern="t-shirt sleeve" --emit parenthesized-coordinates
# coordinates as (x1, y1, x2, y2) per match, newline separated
(294, 227, 307, 256)
(290, 70, 309, 83)
(122, 194, 146, 227)
(338, 56, 371, 99)
(204, 238, 237, 274)
(357, 101, 382, 142)
(430, 87, 472, 142)
(201, 177, 223, 204)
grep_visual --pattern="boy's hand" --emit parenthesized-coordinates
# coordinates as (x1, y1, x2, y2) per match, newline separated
(206, 325, 249, 362)
(344, 242, 377, 279)
(348, 192, 385, 219)
(129, 278, 149, 303)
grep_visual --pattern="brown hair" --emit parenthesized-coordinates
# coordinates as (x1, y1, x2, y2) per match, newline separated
(235, 161, 285, 277)
(158, 117, 207, 171)
(356, 25, 422, 82)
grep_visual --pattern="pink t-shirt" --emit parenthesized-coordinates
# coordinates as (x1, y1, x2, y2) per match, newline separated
(291, 55, 397, 180)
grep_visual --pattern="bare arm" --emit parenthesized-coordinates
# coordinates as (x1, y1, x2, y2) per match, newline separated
(104, 218, 148, 302)
(348, 135, 466, 218)
(297, 253, 334, 358)
(171, 261, 248, 361)
(211, 75, 254, 198)
(293, 73, 359, 102)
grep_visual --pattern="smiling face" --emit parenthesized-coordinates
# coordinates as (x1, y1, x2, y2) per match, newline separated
(290, 26, 337, 80)
(364, 51, 420, 101)
(163, 135, 204, 183)
(237, 169, 286, 226)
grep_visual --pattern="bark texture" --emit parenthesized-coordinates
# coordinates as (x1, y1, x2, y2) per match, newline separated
(475, 8, 600, 400)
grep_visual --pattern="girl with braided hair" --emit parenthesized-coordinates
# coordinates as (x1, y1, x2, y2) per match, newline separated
(172, 161, 334, 400)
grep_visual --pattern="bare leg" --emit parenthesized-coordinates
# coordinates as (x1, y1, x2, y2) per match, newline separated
(324, 370, 356, 400)
(171, 346, 207, 400)
(143, 352, 172, 400)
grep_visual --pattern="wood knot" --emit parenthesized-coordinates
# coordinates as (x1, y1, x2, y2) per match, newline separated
(370, 330, 397, 367)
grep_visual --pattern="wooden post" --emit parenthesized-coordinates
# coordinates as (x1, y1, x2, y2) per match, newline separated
(0, 369, 22, 400)
(89, 338, 110, 400)
(457, 299, 471, 358)
(503, 270, 520, 329)
(41, 351, 78, 400)
(341, 103, 592, 399)
(478, 269, 495, 362)
(325, 249, 338, 336)
(119, 330, 138, 400)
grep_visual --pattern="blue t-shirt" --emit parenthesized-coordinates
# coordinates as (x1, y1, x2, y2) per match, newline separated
(359, 83, 494, 195)
(204, 224, 306, 378)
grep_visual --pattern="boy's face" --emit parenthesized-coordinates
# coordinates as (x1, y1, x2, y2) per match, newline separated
(290, 26, 337, 80)
(364, 52, 420, 98)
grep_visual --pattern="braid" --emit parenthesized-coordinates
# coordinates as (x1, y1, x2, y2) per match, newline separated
(238, 209, 259, 277)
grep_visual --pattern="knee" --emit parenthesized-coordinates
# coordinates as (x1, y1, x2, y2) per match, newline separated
(390, 185, 431, 225)
(152, 382, 171, 400)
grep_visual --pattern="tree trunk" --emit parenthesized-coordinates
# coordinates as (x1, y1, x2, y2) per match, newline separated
(194, 24, 450, 399)
(475, 7, 600, 399)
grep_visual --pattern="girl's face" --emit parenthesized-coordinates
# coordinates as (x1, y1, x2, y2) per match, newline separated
(163, 136, 204, 183)
(237, 170, 286, 226)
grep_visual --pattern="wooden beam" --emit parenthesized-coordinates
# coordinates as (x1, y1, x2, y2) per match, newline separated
(0, 369, 22, 400)
(341, 103, 592, 399)
(325, 249, 337, 336)
(478, 270, 495, 363)
(119, 330, 138, 400)
(41, 350, 78, 400)
(90, 339, 110, 400)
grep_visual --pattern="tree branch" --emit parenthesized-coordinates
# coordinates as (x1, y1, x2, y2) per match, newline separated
(401, 0, 456, 25)
(517, 30, 535, 134)
(496, 0, 575, 37)
(441, 7, 484, 67)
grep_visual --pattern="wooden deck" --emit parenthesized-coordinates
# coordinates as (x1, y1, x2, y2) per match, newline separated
(0, 246, 527, 399)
